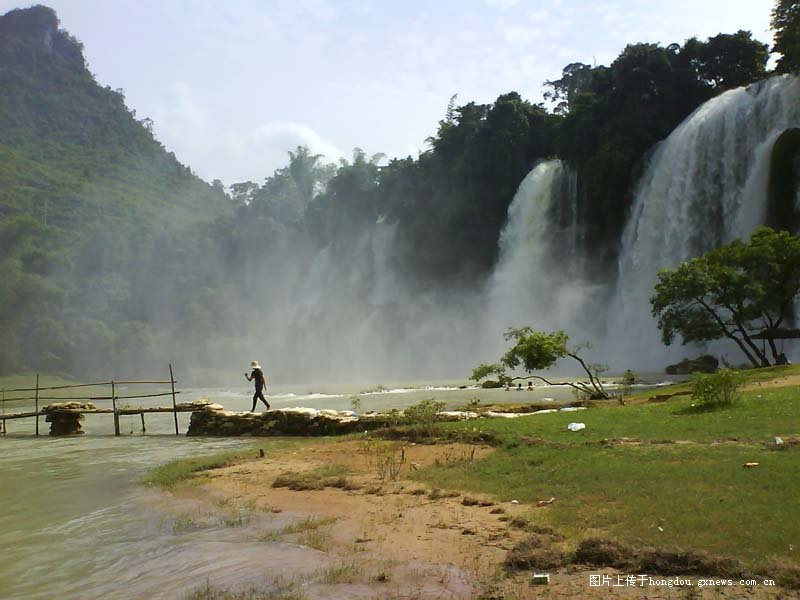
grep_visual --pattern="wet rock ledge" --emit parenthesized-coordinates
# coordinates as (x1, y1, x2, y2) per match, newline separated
(186, 405, 587, 437)
(186, 407, 402, 437)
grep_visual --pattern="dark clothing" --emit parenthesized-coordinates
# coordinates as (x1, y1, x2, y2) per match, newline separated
(252, 388, 270, 411)
(250, 368, 266, 390)
(249, 368, 269, 411)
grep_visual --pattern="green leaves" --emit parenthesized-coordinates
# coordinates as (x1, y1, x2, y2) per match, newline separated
(772, 0, 800, 74)
(690, 368, 747, 408)
(470, 363, 505, 383)
(651, 227, 800, 366)
(501, 327, 569, 373)
(471, 328, 609, 399)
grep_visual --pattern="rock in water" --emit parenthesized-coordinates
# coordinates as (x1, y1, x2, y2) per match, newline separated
(665, 355, 719, 375)
(43, 402, 96, 436)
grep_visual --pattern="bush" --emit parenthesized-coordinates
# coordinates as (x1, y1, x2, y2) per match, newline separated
(691, 369, 746, 408)
(404, 399, 446, 424)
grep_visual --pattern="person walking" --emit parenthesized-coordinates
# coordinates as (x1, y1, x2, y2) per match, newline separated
(245, 360, 270, 412)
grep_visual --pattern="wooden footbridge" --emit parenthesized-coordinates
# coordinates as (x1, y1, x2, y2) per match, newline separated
(0, 364, 207, 436)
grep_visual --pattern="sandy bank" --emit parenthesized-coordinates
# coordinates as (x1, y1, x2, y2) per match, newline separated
(159, 437, 793, 599)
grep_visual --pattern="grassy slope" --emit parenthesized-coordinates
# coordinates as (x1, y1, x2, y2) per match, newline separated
(412, 375, 799, 570)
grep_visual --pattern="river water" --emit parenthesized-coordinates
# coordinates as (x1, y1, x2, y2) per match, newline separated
(0, 379, 667, 598)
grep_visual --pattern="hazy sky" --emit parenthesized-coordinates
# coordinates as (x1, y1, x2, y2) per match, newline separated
(3, 0, 775, 184)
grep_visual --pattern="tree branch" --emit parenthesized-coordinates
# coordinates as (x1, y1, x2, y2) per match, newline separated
(566, 352, 609, 398)
(696, 297, 761, 367)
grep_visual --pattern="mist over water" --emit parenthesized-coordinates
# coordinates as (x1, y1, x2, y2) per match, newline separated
(242, 219, 486, 383)
(219, 75, 800, 382)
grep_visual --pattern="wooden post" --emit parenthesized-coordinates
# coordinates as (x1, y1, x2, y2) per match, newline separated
(169, 364, 178, 435)
(140, 413, 146, 433)
(35, 373, 39, 436)
(2, 389, 5, 435)
(112, 380, 120, 436)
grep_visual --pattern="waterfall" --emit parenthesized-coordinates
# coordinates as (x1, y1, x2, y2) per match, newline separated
(254, 76, 800, 381)
(485, 160, 602, 362)
(612, 75, 800, 368)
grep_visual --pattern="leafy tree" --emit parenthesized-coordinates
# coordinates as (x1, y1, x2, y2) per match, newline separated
(772, 0, 800, 73)
(679, 31, 769, 89)
(288, 145, 324, 205)
(651, 227, 800, 367)
(471, 327, 610, 399)
(544, 62, 595, 114)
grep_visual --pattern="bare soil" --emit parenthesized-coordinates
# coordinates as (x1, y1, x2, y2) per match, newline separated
(177, 439, 794, 598)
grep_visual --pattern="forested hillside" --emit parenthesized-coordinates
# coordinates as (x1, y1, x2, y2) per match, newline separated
(0, 6, 230, 376)
(1, 3, 797, 381)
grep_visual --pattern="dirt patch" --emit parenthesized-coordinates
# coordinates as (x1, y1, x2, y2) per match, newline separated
(177, 439, 795, 599)
(186, 439, 526, 598)
(745, 374, 800, 391)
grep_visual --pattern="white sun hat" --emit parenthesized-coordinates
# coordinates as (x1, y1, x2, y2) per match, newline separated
(250, 360, 261, 369)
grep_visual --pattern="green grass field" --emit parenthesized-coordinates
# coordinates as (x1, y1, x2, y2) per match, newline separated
(441, 385, 798, 445)
(413, 379, 800, 573)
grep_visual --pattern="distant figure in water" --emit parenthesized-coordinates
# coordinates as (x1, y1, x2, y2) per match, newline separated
(245, 360, 270, 412)
(516, 383, 523, 391)
(623, 369, 636, 385)
(527, 381, 534, 391)
(504, 383, 511, 391)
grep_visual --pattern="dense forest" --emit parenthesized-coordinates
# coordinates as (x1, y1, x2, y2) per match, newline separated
(1, 3, 799, 381)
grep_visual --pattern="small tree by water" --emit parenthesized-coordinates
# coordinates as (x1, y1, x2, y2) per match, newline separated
(471, 327, 611, 399)
(651, 227, 800, 368)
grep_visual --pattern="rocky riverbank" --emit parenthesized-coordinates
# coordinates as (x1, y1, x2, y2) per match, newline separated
(186, 405, 587, 437)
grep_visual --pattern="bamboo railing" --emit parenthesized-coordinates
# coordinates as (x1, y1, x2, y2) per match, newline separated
(0, 364, 182, 436)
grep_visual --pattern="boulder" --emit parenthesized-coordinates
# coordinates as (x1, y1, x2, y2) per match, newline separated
(481, 380, 504, 389)
(665, 355, 718, 375)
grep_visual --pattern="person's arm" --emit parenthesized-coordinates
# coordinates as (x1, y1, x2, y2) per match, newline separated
(245, 372, 252, 381)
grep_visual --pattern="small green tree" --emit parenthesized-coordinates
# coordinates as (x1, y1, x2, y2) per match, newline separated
(651, 227, 800, 368)
(471, 327, 610, 399)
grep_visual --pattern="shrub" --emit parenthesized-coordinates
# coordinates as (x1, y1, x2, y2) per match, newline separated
(404, 399, 446, 424)
(690, 368, 746, 408)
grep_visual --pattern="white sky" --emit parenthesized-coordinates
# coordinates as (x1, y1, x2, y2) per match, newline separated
(3, 0, 775, 184)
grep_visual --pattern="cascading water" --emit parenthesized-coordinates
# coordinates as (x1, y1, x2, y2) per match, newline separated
(612, 75, 800, 368)
(486, 160, 601, 361)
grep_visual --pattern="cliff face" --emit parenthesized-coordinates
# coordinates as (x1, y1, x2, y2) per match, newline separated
(0, 5, 85, 70)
